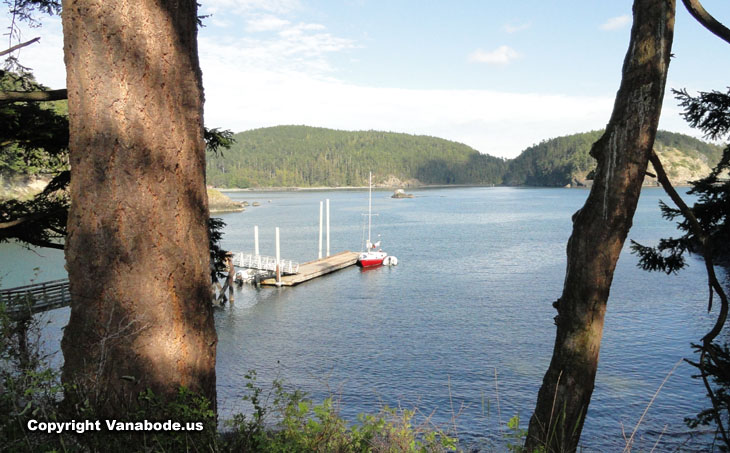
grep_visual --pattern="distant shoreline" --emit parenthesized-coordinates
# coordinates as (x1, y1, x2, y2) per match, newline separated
(215, 183, 687, 193)
(216, 183, 499, 192)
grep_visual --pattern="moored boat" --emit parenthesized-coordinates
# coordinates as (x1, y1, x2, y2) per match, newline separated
(357, 172, 388, 268)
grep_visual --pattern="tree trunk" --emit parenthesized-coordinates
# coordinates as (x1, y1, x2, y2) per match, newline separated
(60, 0, 216, 415)
(524, 1, 675, 451)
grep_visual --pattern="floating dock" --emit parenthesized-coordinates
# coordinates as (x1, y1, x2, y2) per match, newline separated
(260, 251, 359, 286)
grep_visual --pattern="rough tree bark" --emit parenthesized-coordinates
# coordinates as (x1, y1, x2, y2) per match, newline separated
(60, 0, 216, 415)
(524, 1, 675, 451)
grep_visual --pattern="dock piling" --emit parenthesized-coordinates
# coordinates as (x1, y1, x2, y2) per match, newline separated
(318, 201, 323, 259)
(226, 252, 234, 303)
(326, 199, 330, 257)
(275, 227, 281, 286)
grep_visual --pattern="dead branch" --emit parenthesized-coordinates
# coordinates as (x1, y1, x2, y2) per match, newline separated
(0, 89, 68, 102)
(0, 37, 40, 57)
(0, 207, 65, 231)
(682, 0, 730, 45)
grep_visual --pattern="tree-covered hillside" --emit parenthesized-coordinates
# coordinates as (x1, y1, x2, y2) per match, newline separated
(503, 131, 603, 187)
(205, 126, 507, 187)
(504, 130, 723, 187)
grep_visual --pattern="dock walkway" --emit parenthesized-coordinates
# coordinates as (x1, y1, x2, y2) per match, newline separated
(261, 251, 359, 286)
(1, 279, 71, 319)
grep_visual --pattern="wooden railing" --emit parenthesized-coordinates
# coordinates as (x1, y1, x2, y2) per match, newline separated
(1, 279, 70, 319)
(232, 252, 300, 275)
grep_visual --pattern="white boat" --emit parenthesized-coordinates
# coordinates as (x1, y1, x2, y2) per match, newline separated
(357, 172, 389, 268)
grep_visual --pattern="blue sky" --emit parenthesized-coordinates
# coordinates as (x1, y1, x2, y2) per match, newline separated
(10, 0, 730, 158)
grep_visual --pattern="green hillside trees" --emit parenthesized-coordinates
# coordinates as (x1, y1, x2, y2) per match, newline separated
(205, 125, 507, 187)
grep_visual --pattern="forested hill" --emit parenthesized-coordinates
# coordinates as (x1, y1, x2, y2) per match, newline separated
(205, 126, 507, 187)
(503, 130, 723, 187)
(204, 126, 721, 188)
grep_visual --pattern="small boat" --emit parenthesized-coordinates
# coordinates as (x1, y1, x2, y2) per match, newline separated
(357, 172, 389, 268)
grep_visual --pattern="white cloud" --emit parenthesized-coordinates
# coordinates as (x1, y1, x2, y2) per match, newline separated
(468, 45, 521, 65)
(200, 21, 355, 77)
(5, 9, 627, 160)
(503, 22, 531, 34)
(201, 0, 300, 15)
(600, 15, 631, 31)
(200, 39, 614, 158)
(279, 22, 327, 37)
(246, 15, 291, 32)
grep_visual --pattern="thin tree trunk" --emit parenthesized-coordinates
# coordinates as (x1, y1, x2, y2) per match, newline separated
(60, 0, 216, 415)
(525, 1, 675, 451)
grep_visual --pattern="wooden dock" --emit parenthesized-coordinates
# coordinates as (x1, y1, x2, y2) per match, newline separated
(260, 251, 359, 286)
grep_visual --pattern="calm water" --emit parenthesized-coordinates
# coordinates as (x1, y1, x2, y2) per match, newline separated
(0, 187, 721, 451)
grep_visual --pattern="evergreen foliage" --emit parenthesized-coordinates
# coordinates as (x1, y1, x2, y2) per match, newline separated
(205, 125, 507, 187)
(631, 89, 730, 271)
(504, 129, 723, 187)
(684, 342, 730, 451)
(0, 70, 68, 180)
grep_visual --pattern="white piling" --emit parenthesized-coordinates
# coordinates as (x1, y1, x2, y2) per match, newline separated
(318, 201, 323, 259)
(275, 227, 281, 286)
(326, 199, 330, 257)
(254, 225, 259, 256)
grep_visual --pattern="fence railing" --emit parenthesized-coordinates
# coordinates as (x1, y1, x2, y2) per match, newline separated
(1, 279, 70, 319)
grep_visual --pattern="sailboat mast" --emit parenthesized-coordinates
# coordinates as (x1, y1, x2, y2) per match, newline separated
(368, 171, 372, 244)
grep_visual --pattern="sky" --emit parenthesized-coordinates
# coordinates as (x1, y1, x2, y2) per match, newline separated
(6, 0, 730, 158)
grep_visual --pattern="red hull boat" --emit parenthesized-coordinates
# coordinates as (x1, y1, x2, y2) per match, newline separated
(357, 172, 389, 268)
(357, 250, 387, 268)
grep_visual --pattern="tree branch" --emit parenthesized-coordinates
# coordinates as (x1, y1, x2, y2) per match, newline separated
(0, 217, 29, 229)
(682, 0, 730, 45)
(649, 151, 705, 241)
(21, 239, 64, 250)
(0, 89, 68, 102)
(0, 37, 40, 57)
(0, 207, 66, 231)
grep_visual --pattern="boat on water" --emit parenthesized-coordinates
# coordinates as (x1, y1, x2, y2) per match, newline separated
(357, 172, 390, 268)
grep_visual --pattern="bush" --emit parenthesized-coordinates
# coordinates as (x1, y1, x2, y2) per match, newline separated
(224, 370, 457, 452)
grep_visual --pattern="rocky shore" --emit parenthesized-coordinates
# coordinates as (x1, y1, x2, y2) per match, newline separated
(207, 187, 245, 213)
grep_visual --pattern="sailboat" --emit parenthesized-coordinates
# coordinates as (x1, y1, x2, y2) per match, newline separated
(357, 172, 389, 268)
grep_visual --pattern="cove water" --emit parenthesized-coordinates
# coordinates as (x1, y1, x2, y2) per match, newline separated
(0, 187, 721, 451)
